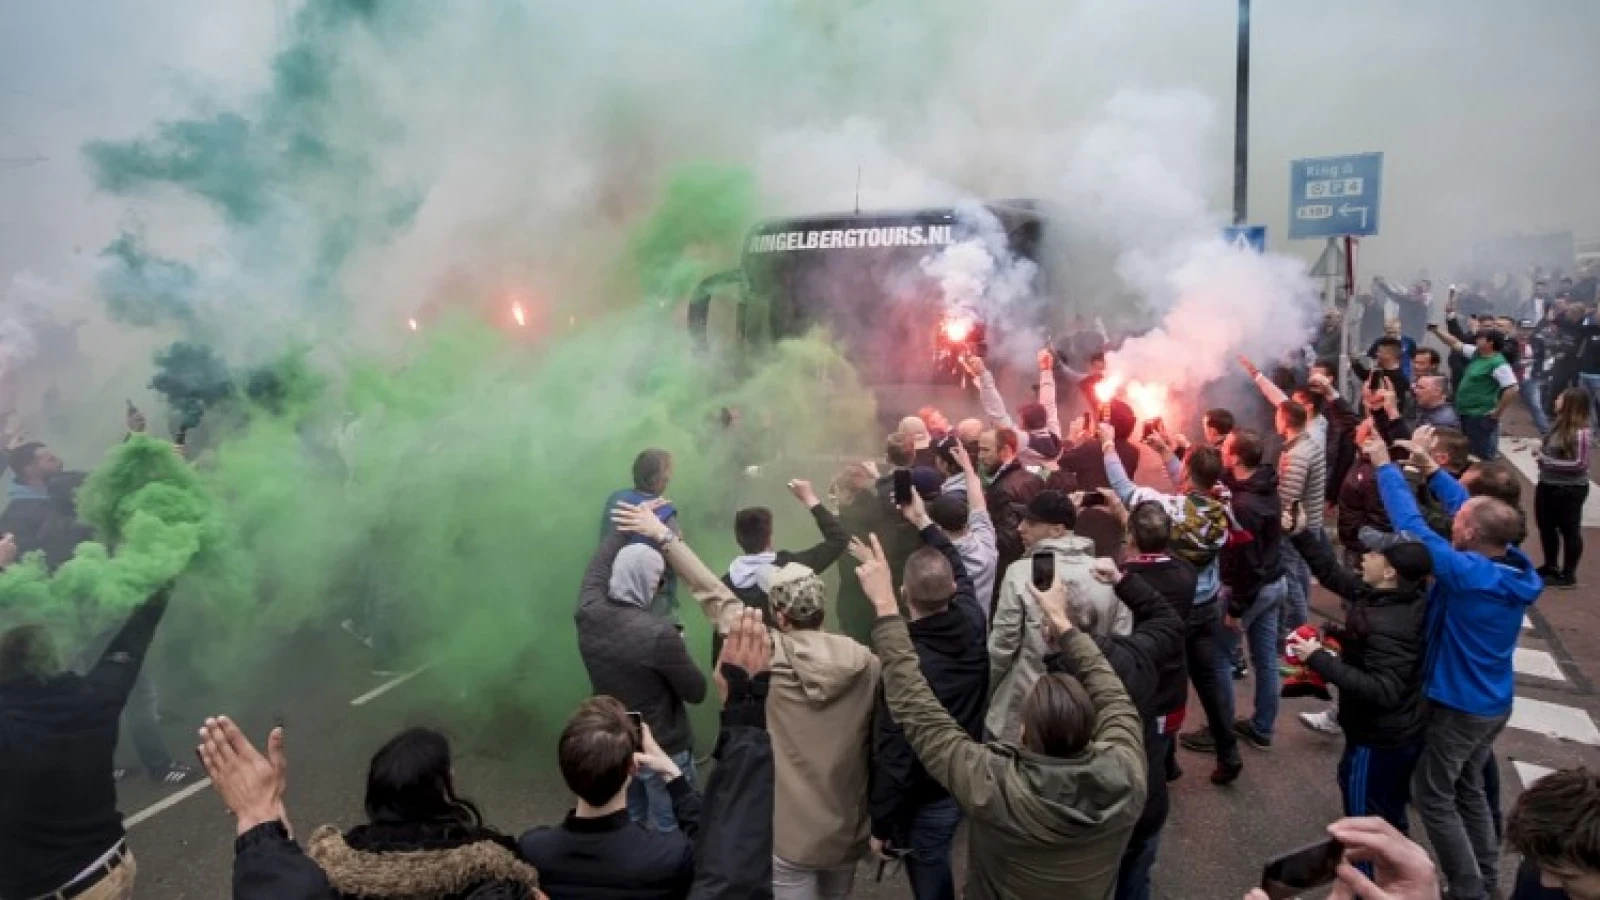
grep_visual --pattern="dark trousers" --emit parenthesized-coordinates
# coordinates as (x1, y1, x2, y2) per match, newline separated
(1115, 733, 1171, 900)
(1535, 481, 1589, 577)
(1413, 704, 1509, 900)
(1461, 414, 1501, 462)
(903, 796, 961, 900)
(1186, 600, 1241, 766)
(1339, 742, 1422, 834)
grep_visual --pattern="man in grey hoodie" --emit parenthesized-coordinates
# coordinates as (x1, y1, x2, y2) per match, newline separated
(575, 532, 708, 832)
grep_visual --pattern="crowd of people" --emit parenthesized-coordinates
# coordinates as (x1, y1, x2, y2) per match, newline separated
(2, 273, 1600, 900)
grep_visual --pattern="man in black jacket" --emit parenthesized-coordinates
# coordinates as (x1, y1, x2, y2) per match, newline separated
(216, 610, 781, 900)
(0, 589, 171, 900)
(1287, 531, 1430, 835)
(575, 533, 708, 831)
(870, 503, 988, 900)
(1219, 429, 1288, 751)
(722, 479, 848, 639)
(519, 698, 701, 898)
(1045, 559, 1183, 900)
(978, 426, 1042, 612)
(1121, 503, 1195, 788)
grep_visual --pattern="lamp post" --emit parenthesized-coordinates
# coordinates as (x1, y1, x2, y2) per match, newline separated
(1232, 0, 1251, 226)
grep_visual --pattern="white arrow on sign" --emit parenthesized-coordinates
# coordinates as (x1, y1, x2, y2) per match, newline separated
(1339, 203, 1369, 229)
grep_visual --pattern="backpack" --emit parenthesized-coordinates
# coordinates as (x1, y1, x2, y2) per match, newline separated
(1169, 490, 1231, 570)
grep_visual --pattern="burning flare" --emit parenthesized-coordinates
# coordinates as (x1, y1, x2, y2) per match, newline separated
(407, 317, 419, 333)
(941, 314, 974, 343)
(511, 301, 526, 328)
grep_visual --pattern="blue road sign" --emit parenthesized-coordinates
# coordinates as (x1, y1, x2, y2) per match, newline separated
(1223, 225, 1267, 252)
(1288, 152, 1383, 239)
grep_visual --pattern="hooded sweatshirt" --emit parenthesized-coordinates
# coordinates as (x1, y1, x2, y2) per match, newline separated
(987, 534, 1131, 743)
(1220, 467, 1285, 607)
(875, 617, 1145, 900)
(1378, 466, 1543, 717)
(576, 536, 707, 755)
(658, 537, 881, 869)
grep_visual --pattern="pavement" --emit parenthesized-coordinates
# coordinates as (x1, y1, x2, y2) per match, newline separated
(110, 408, 1600, 899)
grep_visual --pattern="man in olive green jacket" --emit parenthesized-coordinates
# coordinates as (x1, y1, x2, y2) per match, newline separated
(853, 533, 1146, 900)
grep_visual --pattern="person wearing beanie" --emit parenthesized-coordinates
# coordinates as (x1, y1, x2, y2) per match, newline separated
(1285, 525, 1431, 837)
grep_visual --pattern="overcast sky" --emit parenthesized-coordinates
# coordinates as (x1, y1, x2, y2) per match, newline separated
(2, 0, 1596, 290)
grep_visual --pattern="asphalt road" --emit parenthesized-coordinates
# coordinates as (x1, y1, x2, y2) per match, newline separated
(113, 409, 1600, 899)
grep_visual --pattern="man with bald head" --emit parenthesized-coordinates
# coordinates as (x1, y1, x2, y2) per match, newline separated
(1366, 433, 1543, 900)
(1413, 374, 1460, 430)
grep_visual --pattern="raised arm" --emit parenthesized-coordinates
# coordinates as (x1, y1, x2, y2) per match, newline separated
(613, 502, 743, 633)
(85, 589, 173, 705)
(780, 480, 849, 574)
(1038, 350, 1062, 438)
(976, 368, 1015, 430)
(1239, 355, 1289, 406)
(579, 534, 629, 610)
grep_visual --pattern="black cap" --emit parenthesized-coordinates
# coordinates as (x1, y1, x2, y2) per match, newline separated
(1382, 541, 1433, 584)
(1017, 490, 1076, 528)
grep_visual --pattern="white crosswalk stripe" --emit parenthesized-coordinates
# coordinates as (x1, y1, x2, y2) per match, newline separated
(1513, 761, 1556, 788)
(1509, 696, 1600, 746)
(1514, 647, 1567, 683)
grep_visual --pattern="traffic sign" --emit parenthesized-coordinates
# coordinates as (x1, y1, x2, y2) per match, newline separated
(1223, 225, 1267, 252)
(1288, 152, 1383, 239)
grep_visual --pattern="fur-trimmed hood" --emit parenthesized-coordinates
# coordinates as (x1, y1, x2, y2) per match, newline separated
(308, 824, 541, 899)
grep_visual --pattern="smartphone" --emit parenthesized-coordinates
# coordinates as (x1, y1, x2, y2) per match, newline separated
(1260, 838, 1344, 900)
(1079, 492, 1107, 510)
(893, 468, 914, 506)
(1141, 416, 1164, 440)
(626, 711, 643, 740)
(1031, 552, 1056, 591)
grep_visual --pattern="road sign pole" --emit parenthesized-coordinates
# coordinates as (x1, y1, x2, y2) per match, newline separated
(1232, 0, 1251, 225)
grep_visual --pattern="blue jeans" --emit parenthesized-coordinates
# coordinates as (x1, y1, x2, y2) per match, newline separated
(1115, 826, 1163, 900)
(1280, 528, 1319, 638)
(1583, 374, 1600, 437)
(627, 750, 696, 831)
(1228, 576, 1287, 737)
(75, 626, 172, 774)
(1520, 378, 1552, 436)
(1460, 414, 1500, 462)
(903, 796, 962, 900)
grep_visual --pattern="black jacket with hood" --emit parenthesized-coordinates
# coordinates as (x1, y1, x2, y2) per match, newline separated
(869, 525, 988, 846)
(0, 591, 170, 899)
(308, 821, 541, 900)
(1293, 532, 1428, 750)
(575, 535, 707, 756)
(720, 503, 849, 628)
(1221, 467, 1285, 608)
(1119, 554, 1195, 717)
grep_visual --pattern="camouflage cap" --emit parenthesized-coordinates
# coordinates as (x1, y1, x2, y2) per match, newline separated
(768, 562, 826, 623)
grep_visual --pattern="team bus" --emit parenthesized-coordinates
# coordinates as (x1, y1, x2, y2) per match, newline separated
(688, 200, 1051, 390)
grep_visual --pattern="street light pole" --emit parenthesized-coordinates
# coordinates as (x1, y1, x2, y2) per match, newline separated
(1232, 0, 1251, 226)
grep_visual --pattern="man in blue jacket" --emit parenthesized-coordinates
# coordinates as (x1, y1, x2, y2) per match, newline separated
(1368, 433, 1543, 900)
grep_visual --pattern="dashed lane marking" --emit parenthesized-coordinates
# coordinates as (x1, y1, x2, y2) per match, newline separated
(1515, 647, 1568, 683)
(124, 778, 214, 829)
(1510, 696, 1600, 746)
(1512, 761, 1556, 787)
(349, 664, 433, 707)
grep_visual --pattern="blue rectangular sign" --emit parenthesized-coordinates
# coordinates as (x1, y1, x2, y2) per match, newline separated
(1288, 152, 1383, 239)
(1223, 225, 1267, 252)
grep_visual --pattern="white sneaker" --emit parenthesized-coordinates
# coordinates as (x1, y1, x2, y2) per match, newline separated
(1299, 708, 1342, 736)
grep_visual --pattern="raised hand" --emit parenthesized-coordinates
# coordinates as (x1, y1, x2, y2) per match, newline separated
(787, 479, 820, 507)
(852, 533, 898, 617)
(611, 502, 673, 542)
(198, 716, 289, 837)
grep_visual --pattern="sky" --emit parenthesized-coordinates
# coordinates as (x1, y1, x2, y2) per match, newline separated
(1, 0, 1597, 324)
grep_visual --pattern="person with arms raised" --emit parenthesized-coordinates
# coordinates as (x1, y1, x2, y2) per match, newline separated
(1368, 431, 1543, 900)
(853, 532, 1146, 900)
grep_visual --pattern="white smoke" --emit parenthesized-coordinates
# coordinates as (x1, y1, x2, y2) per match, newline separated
(1056, 88, 1320, 405)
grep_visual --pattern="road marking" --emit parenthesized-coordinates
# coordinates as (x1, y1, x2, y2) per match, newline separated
(350, 664, 433, 707)
(1510, 696, 1600, 746)
(1513, 761, 1556, 787)
(1514, 647, 1568, 682)
(124, 778, 214, 829)
(1523, 615, 1533, 631)
(1498, 438, 1600, 527)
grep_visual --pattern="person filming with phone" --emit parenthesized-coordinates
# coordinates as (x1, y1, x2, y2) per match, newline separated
(986, 490, 1130, 744)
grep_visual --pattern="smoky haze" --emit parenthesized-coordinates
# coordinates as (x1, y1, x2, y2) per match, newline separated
(0, 0, 1596, 711)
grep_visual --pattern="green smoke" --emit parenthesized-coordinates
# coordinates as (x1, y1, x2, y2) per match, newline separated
(48, 0, 891, 733)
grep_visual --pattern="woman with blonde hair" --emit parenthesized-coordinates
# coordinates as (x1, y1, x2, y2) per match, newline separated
(1534, 386, 1593, 589)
